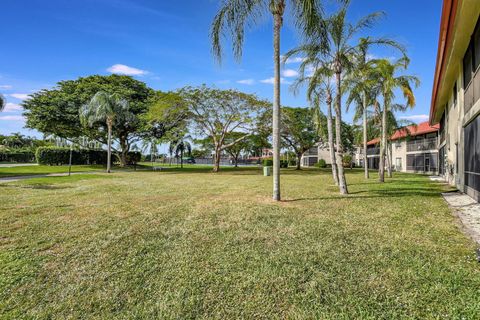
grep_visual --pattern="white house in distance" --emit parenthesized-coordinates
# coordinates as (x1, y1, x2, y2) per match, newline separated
(430, 0, 480, 202)
(301, 144, 332, 167)
(366, 121, 440, 174)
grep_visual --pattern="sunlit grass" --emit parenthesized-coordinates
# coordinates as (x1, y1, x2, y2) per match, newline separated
(0, 168, 478, 318)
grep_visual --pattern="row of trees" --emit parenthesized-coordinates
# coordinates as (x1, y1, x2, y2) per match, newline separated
(211, 0, 419, 198)
(20, 76, 273, 172)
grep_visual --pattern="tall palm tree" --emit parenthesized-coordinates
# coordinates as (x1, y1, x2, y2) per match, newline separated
(169, 135, 192, 169)
(372, 57, 420, 182)
(312, 90, 338, 185)
(288, 62, 339, 185)
(0, 94, 6, 112)
(80, 91, 129, 173)
(211, 0, 325, 201)
(284, 1, 403, 194)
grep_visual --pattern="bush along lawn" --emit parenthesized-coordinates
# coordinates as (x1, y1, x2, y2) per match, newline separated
(0, 168, 479, 318)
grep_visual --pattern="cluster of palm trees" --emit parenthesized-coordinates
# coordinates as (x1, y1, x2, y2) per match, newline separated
(211, 0, 418, 199)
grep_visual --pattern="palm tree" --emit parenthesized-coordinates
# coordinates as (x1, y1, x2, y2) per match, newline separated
(169, 135, 192, 169)
(372, 57, 419, 182)
(311, 91, 338, 185)
(211, 0, 325, 201)
(80, 91, 129, 173)
(284, 1, 403, 194)
(0, 94, 6, 112)
(283, 48, 338, 184)
(142, 138, 159, 168)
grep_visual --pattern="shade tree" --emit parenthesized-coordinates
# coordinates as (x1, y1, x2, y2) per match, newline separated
(180, 86, 269, 172)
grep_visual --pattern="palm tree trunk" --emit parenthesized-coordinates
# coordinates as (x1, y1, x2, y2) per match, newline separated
(180, 148, 183, 169)
(272, 11, 282, 201)
(327, 95, 339, 185)
(334, 71, 348, 195)
(106, 120, 112, 174)
(379, 105, 387, 182)
(386, 142, 393, 178)
(362, 96, 369, 179)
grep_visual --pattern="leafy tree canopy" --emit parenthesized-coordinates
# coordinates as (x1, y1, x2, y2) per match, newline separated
(23, 75, 155, 145)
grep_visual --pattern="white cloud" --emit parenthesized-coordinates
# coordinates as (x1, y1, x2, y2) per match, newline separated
(0, 115, 24, 121)
(260, 77, 290, 85)
(9, 93, 30, 100)
(282, 56, 305, 64)
(0, 85, 12, 90)
(400, 114, 429, 122)
(282, 69, 299, 78)
(107, 64, 148, 76)
(4, 103, 23, 112)
(237, 79, 255, 85)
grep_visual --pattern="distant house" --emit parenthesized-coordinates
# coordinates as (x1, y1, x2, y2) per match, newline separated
(365, 121, 440, 174)
(300, 144, 332, 167)
(430, 0, 480, 202)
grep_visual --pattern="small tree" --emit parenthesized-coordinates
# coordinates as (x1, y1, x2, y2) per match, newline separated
(168, 134, 192, 169)
(80, 92, 129, 173)
(180, 86, 269, 172)
(281, 107, 319, 170)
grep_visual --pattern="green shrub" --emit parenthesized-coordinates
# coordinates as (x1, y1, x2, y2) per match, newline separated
(36, 147, 72, 165)
(288, 159, 296, 166)
(343, 154, 353, 167)
(280, 160, 289, 168)
(36, 147, 140, 166)
(316, 159, 327, 168)
(263, 158, 273, 167)
(125, 151, 141, 165)
(0, 150, 35, 163)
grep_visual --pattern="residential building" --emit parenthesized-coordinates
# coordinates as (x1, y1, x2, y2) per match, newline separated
(366, 122, 440, 174)
(430, 0, 480, 201)
(301, 144, 332, 167)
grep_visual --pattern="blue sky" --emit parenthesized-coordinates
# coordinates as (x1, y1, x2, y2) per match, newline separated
(0, 0, 442, 137)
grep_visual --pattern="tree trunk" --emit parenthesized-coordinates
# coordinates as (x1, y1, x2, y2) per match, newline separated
(271, 10, 283, 201)
(180, 148, 184, 169)
(213, 146, 221, 173)
(362, 95, 369, 179)
(119, 139, 127, 167)
(386, 142, 393, 178)
(379, 105, 387, 182)
(106, 120, 112, 173)
(326, 93, 339, 185)
(234, 154, 239, 167)
(296, 153, 302, 170)
(334, 71, 348, 195)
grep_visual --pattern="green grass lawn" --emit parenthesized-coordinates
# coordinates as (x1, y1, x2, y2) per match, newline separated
(1, 168, 479, 318)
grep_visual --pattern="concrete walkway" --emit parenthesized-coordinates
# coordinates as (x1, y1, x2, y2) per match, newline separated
(442, 192, 480, 245)
(430, 176, 480, 245)
(0, 163, 38, 168)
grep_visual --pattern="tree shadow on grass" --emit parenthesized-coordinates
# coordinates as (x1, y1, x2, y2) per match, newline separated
(0, 184, 73, 190)
(283, 185, 446, 202)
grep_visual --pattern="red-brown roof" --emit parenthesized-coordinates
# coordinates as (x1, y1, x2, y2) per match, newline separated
(367, 121, 440, 146)
(429, 0, 458, 125)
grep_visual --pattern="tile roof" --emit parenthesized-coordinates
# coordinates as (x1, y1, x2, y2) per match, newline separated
(367, 121, 440, 146)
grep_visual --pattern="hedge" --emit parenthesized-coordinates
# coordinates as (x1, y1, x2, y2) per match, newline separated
(35, 147, 141, 166)
(0, 151, 35, 163)
(262, 158, 288, 168)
